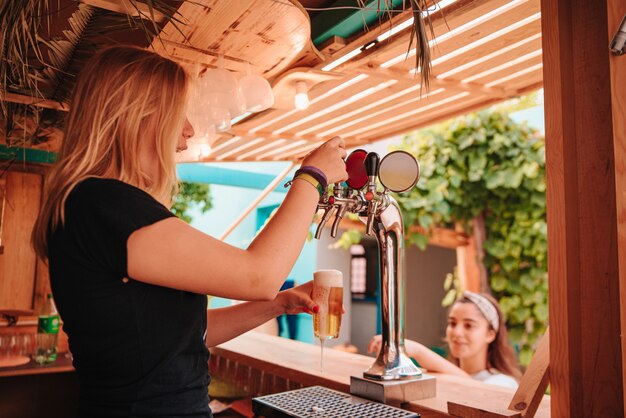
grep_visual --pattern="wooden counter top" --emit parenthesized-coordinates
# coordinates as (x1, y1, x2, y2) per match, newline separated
(212, 332, 551, 418)
(0, 354, 74, 378)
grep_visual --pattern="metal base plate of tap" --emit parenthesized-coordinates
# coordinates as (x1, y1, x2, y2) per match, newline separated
(350, 374, 436, 406)
(251, 385, 420, 418)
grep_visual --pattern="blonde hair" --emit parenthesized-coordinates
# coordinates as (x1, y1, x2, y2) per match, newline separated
(32, 45, 189, 260)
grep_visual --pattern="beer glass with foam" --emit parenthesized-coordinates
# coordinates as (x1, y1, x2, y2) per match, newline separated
(312, 269, 343, 340)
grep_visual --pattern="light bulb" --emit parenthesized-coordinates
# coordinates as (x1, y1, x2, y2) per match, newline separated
(199, 144, 211, 158)
(294, 81, 309, 110)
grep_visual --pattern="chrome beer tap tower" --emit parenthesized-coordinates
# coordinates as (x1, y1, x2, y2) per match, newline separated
(314, 150, 422, 381)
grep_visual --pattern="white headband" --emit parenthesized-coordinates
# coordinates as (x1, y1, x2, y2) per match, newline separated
(462, 291, 500, 332)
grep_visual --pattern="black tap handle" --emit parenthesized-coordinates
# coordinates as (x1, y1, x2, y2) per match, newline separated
(365, 152, 380, 177)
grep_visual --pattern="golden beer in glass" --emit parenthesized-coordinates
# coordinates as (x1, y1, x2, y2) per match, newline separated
(312, 269, 343, 340)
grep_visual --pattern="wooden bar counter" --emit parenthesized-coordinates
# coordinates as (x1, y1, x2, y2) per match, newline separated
(211, 332, 551, 418)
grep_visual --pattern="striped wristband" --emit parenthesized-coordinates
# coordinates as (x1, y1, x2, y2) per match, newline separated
(293, 173, 324, 197)
(295, 166, 328, 191)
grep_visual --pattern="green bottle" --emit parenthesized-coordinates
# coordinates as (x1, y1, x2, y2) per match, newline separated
(35, 294, 59, 364)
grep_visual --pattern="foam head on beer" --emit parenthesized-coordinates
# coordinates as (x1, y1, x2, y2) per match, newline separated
(313, 269, 343, 340)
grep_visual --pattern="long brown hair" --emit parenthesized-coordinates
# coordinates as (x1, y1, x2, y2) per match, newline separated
(32, 45, 189, 260)
(450, 293, 522, 380)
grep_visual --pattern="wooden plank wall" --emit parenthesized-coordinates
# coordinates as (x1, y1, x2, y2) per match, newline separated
(0, 171, 42, 311)
(542, 0, 623, 416)
(608, 0, 626, 413)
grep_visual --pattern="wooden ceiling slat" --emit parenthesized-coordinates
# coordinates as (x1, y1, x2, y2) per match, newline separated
(432, 23, 542, 77)
(323, 89, 465, 139)
(292, 80, 422, 136)
(359, 67, 510, 97)
(274, 141, 324, 161)
(377, 0, 540, 71)
(217, 138, 282, 161)
(214, 137, 267, 161)
(484, 65, 543, 89)
(349, 79, 544, 148)
(234, 138, 290, 161)
(264, 77, 387, 134)
(255, 139, 314, 161)
(492, 70, 544, 92)
(349, 92, 477, 140)
(463, 55, 543, 86)
(355, 94, 491, 141)
(314, 89, 450, 138)
(209, 136, 239, 153)
(443, 47, 542, 83)
(236, 74, 367, 132)
(208, 137, 250, 159)
(307, 85, 444, 138)
(333, 0, 515, 73)
(229, 128, 330, 143)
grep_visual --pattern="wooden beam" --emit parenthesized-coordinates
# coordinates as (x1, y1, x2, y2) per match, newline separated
(218, 162, 296, 240)
(608, 0, 626, 412)
(357, 65, 512, 98)
(542, 0, 623, 416)
(324, 0, 495, 73)
(2, 92, 69, 111)
(229, 128, 330, 144)
(0, 172, 42, 311)
(351, 81, 543, 146)
(455, 215, 489, 293)
(509, 328, 550, 418)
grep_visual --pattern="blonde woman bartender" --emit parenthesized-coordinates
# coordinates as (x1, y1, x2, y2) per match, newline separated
(32, 45, 347, 417)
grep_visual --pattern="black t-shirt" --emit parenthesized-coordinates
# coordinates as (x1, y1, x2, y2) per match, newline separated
(48, 178, 211, 417)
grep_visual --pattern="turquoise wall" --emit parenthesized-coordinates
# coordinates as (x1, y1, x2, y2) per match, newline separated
(177, 163, 317, 342)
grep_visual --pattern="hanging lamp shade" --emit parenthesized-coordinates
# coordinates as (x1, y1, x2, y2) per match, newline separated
(239, 74, 274, 112)
(202, 65, 246, 122)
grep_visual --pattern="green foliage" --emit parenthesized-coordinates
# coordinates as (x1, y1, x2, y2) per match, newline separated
(171, 181, 212, 224)
(395, 109, 548, 365)
(330, 213, 363, 250)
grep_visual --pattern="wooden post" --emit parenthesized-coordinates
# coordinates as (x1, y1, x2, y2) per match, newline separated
(219, 162, 296, 241)
(508, 328, 550, 418)
(542, 0, 623, 416)
(608, 1, 626, 413)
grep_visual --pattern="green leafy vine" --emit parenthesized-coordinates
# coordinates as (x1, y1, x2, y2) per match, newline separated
(171, 181, 212, 224)
(394, 109, 547, 365)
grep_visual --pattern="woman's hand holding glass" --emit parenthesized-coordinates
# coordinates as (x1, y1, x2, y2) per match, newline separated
(275, 281, 319, 315)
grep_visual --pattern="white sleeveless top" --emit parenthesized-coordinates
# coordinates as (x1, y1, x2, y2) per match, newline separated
(472, 369, 519, 389)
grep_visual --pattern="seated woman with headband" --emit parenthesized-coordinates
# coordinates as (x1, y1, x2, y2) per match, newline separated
(369, 291, 521, 388)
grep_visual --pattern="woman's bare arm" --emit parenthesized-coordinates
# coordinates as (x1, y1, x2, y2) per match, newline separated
(368, 335, 470, 377)
(205, 281, 316, 347)
(127, 137, 347, 301)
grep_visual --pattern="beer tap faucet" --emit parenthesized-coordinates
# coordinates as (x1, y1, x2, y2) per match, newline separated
(314, 201, 336, 239)
(314, 149, 422, 381)
(363, 152, 381, 236)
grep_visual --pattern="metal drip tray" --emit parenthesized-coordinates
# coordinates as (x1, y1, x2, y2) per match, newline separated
(251, 386, 420, 418)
